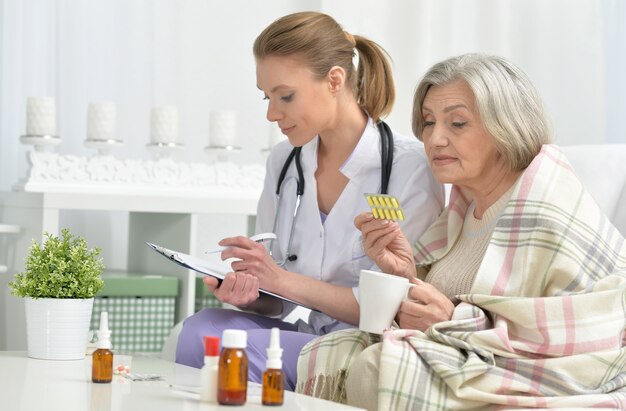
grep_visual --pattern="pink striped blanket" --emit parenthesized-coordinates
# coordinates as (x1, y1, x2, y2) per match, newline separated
(296, 145, 626, 409)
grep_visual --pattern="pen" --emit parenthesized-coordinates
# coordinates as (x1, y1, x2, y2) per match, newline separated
(204, 232, 277, 254)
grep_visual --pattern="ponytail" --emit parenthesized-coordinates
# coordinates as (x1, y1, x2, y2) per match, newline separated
(353, 35, 395, 121)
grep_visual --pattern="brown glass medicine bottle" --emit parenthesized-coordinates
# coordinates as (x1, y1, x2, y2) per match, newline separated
(92, 312, 113, 383)
(218, 329, 249, 405)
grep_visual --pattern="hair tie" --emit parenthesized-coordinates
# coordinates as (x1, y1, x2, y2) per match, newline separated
(344, 31, 356, 47)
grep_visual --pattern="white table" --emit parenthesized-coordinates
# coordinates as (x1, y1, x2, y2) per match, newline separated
(0, 351, 363, 410)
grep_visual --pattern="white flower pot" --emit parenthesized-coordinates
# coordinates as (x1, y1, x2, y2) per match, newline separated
(24, 297, 94, 360)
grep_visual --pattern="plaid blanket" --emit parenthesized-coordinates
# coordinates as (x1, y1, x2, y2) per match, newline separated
(297, 145, 626, 409)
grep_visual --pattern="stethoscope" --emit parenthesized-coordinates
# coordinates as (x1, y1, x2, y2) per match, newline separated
(268, 121, 394, 267)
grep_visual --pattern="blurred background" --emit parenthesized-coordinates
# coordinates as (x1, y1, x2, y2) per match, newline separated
(1, 0, 626, 351)
(2, 0, 625, 188)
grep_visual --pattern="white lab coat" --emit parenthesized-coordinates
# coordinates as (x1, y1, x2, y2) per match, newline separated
(256, 118, 444, 334)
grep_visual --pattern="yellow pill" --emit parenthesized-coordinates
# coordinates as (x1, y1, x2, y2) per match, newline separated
(366, 195, 374, 206)
(383, 209, 392, 220)
(372, 196, 381, 207)
(384, 197, 393, 208)
(391, 197, 399, 208)
(372, 208, 379, 219)
(390, 209, 398, 220)
(397, 210, 404, 221)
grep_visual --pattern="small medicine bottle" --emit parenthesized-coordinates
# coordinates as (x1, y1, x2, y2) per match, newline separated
(218, 329, 248, 405)
(92, 311, 113, 383)
(199, 336, 220, 403)
(262, 327, 284, 406)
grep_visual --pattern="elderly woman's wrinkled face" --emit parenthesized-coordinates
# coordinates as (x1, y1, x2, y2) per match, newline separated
(421, 80, 502, 191)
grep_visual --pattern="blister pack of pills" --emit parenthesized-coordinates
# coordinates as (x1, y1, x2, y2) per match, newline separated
(123, 373, 163, 381)
(364, 193, 405, 221)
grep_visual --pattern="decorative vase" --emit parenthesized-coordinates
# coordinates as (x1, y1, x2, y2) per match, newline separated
(24, 297, 94, 360)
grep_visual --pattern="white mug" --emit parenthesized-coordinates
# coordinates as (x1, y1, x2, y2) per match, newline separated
(358, 269, 415, 334)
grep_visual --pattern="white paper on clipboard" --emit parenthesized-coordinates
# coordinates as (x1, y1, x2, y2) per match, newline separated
(145, 242, 319, 312)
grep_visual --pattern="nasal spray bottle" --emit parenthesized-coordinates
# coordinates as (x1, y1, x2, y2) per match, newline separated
(92, 311, 113, 383)
(262, 327, 284, 405)
(200, 336, 220, 403)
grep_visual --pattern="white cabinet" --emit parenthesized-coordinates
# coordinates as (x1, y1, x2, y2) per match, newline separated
(0, 190, 260, 351)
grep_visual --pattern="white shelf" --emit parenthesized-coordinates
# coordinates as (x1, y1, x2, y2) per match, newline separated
(0, 190, 259, 215)
(0, 189, 260, 351)
(0, 224, 20, 233)
(1, 150, 265, 351)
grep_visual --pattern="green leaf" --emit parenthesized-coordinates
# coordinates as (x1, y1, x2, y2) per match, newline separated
(8, 228, 105, 298)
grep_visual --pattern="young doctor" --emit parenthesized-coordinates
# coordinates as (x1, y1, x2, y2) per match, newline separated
(176, 11, 444, 389)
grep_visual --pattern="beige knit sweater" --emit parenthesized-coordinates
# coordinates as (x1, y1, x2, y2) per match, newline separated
(425, 187, 514, 303)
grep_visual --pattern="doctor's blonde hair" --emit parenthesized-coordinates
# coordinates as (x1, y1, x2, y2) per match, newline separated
(253, 12, 395, 122)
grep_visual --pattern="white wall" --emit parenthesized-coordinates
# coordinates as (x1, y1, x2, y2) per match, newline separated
(1, 0, 324, 192)
(2, 1, 626, 195)
(323, 0, 626, 146)
(1, 0, 324, 272)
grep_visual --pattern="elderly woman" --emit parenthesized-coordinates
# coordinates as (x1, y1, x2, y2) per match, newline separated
(296, 54, 626, 410)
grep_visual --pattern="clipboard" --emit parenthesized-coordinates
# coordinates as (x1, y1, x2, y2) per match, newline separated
(146, 242, 319, 312)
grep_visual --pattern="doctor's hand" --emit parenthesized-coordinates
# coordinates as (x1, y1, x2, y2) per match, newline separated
(217, 235, 284, 294)
(396, 278, 454, 331)
(354, 212, 417, 279)
(203, 273, 260, 308)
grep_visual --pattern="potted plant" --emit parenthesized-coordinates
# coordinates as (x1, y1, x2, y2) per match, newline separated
(9, 228, 104, 360)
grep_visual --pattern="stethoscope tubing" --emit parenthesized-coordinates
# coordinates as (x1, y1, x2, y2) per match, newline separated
(269, 121, 393, 267)
(269, 181, 301, 267)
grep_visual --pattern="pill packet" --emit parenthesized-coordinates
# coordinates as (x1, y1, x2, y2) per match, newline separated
(123, 373, 163, 382)
(364, 193, 405, 221)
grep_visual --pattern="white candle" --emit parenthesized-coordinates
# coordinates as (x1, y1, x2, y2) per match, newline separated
(268, 123, 284, 147)
(209, 111, 236, 147)
(150, 106, 179, 144)
(26, 96, 56, 136)
(87, 101, 117, 141)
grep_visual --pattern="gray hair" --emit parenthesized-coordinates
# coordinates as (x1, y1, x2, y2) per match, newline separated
(412, 53, 551, 171)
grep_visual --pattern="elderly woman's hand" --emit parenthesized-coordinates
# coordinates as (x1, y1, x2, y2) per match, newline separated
(354, 212, 417, 279)
(396, 278, 455, 331)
